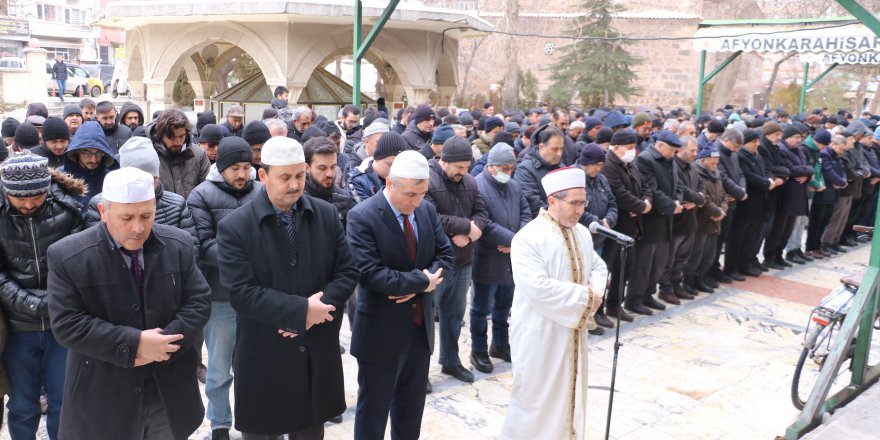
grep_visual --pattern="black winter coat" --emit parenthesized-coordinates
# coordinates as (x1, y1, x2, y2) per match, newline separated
(513, 146, 562, 218)
(425, 160, 489, 270)
(217, 190, 358, 435)
(401, 122, 431, 152)
(473, 169, 531, 285)
(840, 145, 870, 198)
(103, 123, 132, 157)
(29, 144, 64, 169)
(696, 164, 727, 236)
(600, 149, 650, 238)
(758, 137, 791, 215)
(672, 155, 706, 235)
(816, 148, 847, 205)
(0, 172, 84, 332)
(576, 165, 618, 249)
(736, 148, 772, 223)
(86, 183, 199, 251)
(186, 168, 263, 301)
(304, 175, 355, 228)
(47, 223, 211, 440)
(635, 146, 681, 242)
(778, 142, 815, 216)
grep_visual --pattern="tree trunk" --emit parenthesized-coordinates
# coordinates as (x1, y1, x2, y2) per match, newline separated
(852, 70, 871, 115)
(457, 37, 485, 104)
(501, 0, 519, 111)
(707, 53, 742, 112)
(761, 52, 796, 109)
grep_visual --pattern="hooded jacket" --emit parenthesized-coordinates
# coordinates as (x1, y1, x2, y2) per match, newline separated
(187, 164, 263, 301)
(347, 158, 384, 204)
(85, 182, 199, 252)
(29, 144, 65, 169)
(0, 170, 85, 332)
(513, 146, 562, 218)
(144, 122, 211, 199)
(117, 102, 145, 130)
(63, 121, 118, 211)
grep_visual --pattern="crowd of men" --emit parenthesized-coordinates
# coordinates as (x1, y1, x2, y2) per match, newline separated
(0, 88, 877, 439)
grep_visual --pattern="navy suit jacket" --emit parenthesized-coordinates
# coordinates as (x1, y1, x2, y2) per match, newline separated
(346, 192, 454, 363)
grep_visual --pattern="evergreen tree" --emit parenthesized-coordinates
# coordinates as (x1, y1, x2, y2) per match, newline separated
(545, 0, 640, 108)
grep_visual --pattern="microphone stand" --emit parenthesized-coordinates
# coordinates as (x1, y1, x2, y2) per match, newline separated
(604, 240, 633, 440)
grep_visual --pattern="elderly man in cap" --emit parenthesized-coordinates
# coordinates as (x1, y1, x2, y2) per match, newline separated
(187, 136, 263, 440)
(198, 124, 225, 164)
(48, 167, 211, 440)
(425, 136, 488, 381)
(470, 143, 531, 369)
(62, 105, 84, 136)
(631, 130, 684, 310)
(402, 104, 436, 152)
(0, 152, 84, 440)
(349, 119, 388, 169)
(347, 150, 453, 439)
(684, 144, 728, 293)
(501, 167, 607, 440)
(217, 136, 357, 439)
(221, 105, 245, 137)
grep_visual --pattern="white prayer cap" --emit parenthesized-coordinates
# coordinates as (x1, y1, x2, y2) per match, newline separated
(541, 167, 585, 197)
(260, 136, 304, 166)
(389, 150, 429, 180)
(102, 167, 155, 203)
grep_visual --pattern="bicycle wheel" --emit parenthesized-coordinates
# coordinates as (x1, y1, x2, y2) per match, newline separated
(791, 323, 853, 410)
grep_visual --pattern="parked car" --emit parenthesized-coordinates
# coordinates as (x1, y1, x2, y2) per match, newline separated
(67, 62, 103, 97)
(46, 61, 89, 97)
(0, 57, 25, 69)
(81, 63, 114, 94)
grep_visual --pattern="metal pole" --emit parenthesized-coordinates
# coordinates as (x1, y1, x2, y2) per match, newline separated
(604, 243, 631, 440)
(352, 0, 363, 108)
(798, 63, 810, 114)
(835, 0, 880, 37)
(696, 50, 706, 117)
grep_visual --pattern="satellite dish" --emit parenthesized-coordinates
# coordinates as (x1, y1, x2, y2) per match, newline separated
(202, 44, 219, 67)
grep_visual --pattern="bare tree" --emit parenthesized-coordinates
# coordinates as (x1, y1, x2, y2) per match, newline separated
(760, 52, 797, 108)
(501, 0, 520, 111)
(458, 36, 486, 102)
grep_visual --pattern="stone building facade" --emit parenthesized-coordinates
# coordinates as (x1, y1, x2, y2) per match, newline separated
(447, 0, 741, 111)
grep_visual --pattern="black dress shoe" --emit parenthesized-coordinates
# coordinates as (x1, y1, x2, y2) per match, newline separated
(588, 327, 605, 335)
(470, 352, 494, 374)
(594, 313, 614, 328)
(198, 362, 207, 384)
(441, 364, 475, 383)
(796, 249, 814, 262)
(725, 271, 746, 281)
(692, 277, 715, 293)
(681, 283, 698, 295)
(606, 307, 635, 322)
(643, 296, 668, 310)
(713, 272, 734, 284)
(624, 304, 653, 316)
(329, 414, 343, 424)
(704, 277, 720, 288)
(785, 252, 806, 265)
(489, 344, 511, 362)
(751, 261, 770, 272)
(840, 238, 858, 247)
(673, 289, 695, 300)
(658, 292, 681, 305)
(776, 258, 793, 268)
(740, 266, 761, 277)
(426, 381, 433, 394)
(212, 428, 230, 440)
(763, 259, 785, 270)
(830, 244, 846, 253)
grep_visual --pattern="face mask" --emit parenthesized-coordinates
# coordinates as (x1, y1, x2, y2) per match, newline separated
(620, 148, 636, 163)
(493, 170, 511, 184)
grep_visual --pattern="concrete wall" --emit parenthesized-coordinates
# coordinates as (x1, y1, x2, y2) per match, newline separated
(0, 48, 49, 105)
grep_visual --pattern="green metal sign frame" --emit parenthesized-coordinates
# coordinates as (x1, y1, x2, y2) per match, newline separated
(351, 0, 400, 107)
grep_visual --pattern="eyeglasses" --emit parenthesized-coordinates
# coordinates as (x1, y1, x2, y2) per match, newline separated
(78, 151, 105, 158)
(556, 198, 588, 209)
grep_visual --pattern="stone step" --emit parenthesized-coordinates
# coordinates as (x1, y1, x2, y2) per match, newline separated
(43, 96, 133, 117)
(802, 382, 880, 439)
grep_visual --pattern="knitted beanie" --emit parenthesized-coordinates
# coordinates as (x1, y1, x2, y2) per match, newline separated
(1, 151, 51, 197)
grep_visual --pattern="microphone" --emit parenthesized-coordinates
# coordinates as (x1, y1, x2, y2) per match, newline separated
(588, 222, 635, 246)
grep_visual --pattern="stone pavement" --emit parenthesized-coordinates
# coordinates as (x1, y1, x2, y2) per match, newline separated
(803, 380, 880, 440)
(3, 243, 874, 440)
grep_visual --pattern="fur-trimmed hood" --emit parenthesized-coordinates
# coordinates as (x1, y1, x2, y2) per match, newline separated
(50, 168, 88, 197)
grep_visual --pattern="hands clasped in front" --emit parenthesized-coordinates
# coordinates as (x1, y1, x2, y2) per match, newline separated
(277, 291, 336, 339)
(388, 268, 444, 304)
(135, 328, 184, 366)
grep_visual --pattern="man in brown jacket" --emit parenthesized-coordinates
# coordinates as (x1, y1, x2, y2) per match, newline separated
(684, 144, 728, 294)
